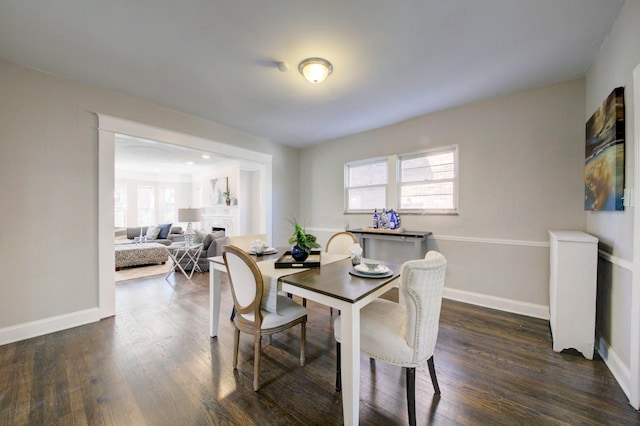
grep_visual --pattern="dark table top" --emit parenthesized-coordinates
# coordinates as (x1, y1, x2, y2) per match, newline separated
(279, 258, 401, 304)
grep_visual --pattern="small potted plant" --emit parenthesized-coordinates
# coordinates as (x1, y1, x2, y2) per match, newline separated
(288, 219, 319, 261)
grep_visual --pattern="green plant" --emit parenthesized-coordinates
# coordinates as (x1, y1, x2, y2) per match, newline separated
(288, 219, 319, 254)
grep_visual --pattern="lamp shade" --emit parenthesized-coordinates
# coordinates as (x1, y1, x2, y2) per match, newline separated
(298, 57, 333, 84)
(178, 208, 202, 222)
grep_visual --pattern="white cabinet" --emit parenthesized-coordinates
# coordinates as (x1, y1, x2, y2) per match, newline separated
(548, 230, 598, 360)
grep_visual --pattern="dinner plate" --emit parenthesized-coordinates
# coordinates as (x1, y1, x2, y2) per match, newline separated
(349, 267, 393, 279)
(248, 247, 278, 255)
(354, 263, 390, 275)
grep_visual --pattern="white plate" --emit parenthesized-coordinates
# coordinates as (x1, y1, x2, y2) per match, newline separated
(248, 247, 278, 255)
(354, 263, 390, 275)
(350, 267, 393, 279)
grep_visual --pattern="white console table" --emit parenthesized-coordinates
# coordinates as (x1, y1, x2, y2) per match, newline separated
(348, 229, 431, 261)
(548, 230, 598, 360)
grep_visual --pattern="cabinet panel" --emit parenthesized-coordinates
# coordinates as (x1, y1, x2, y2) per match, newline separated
(548, 230, 598, 360)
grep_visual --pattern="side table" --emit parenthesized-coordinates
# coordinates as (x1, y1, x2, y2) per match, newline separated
(166, 243, 204, 280)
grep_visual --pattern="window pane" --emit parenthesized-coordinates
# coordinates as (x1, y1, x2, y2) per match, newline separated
(400, 182, 454, 209)
(138, 186, 154, 225)
(348, 187, 386, 210)
(401, 153, 454, 182)
(164, 187, 175, 223)
(114, 184, 127, 227)
(349, 162, 387, 187)
(399, 146, 457, 211)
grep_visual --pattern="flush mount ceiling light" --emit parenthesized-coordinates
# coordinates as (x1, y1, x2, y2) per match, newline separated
(298, 57, 333, 84)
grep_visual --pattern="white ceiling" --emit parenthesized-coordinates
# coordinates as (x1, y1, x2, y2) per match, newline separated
(114, 134, 262, 177)
(0, 0, 625, 148)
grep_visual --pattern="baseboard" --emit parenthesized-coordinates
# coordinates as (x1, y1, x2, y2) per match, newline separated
(0, 308, 101, 346)
(597, 335, 632, 404)
(443, 287, 550, 320)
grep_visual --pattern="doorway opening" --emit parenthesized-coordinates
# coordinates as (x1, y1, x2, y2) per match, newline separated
(98, 114, 273, 318)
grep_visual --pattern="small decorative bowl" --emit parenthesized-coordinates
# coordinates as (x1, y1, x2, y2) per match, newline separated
(364, 260, 379, 271)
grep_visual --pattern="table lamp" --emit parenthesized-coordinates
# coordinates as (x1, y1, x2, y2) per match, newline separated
(178, 208, 202, 246)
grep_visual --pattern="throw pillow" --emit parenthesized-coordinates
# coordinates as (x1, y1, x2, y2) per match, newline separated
(146, 225, 161, 240)
(202, 232, 214, 250)
(193, 229, 206, 244)
(157, 223, 172, 239)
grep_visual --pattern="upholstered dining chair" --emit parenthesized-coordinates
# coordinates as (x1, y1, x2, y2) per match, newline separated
(334, 251, 447, 426)
(223, 245, 307, 391)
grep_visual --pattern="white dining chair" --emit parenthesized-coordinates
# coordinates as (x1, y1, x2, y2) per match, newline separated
(223, 244, 307, 391)
(323, 231, 359, 314)
(227, 233, 269, 252)
(326, 231, 358, 255)
(334, 251, 447, 426)
(226, 233, 270, 321)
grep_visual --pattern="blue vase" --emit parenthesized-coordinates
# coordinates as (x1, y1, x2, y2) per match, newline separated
(291, 245, 309, 262)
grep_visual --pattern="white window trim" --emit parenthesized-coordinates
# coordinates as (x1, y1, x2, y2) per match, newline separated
(344, 156, 388, 214)
(397, 144, 459, 215)
(343, 145, 458, 215)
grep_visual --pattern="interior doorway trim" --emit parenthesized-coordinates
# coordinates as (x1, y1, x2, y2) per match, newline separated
(97, 114, 273, 318)
(631, 62, 640, 410)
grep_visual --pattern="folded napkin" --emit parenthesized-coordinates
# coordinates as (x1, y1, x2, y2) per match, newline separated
(250, 239, 269, 253)
(349, 243, 363, 257)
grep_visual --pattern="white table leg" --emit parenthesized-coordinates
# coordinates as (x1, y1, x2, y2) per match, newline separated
(210, 266, 222, 337)
(340, 304, 360, 426)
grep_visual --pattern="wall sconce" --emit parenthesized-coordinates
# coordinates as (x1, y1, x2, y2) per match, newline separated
(298, 57, 333, 84)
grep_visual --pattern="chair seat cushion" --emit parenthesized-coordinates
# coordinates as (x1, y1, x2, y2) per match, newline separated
(240, 295, 307, 329)
(335, 299, 417, 367)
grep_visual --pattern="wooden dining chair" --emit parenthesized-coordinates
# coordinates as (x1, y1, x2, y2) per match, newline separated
(323, 231, 359, 314)
(227, 234, 270, 321)
(223, 244, 307, 391)
(334, 251, 447, 426)
(326, 231, 358, 255)
(227, 233, 269, 252)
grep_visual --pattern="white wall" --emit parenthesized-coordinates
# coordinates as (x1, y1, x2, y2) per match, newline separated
(300, 79, 587, 318)
(585, 0, 640, 407)
(0, 59, 299, 342)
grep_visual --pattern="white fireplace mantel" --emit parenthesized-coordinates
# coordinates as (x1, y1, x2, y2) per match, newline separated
(202, 205, 239, 236)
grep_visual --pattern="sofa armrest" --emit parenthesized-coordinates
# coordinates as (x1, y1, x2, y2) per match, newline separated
(207, 237, 229, 258)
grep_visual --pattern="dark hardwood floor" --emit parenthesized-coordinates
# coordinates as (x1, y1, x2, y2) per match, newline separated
(2, 270, 639, 425)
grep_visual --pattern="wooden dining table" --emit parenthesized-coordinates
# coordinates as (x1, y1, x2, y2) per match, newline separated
(208, 249, 401, 426)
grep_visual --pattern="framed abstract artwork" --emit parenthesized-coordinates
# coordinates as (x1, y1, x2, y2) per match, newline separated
(584, 87, 625, 211)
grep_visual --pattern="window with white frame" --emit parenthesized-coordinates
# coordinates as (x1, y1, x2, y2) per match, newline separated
(345, 158, 388, 212)
(398, 145, 457, 213)
(138, 186, 155, 225)
(114, 184, 127, 227)
(163, 187, 175, 223)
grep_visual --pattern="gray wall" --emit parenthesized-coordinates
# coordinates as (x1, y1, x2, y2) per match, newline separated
(300, 79, 587, 316)
(0, 59, 299, 333)
(585, 0, 640, 404)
